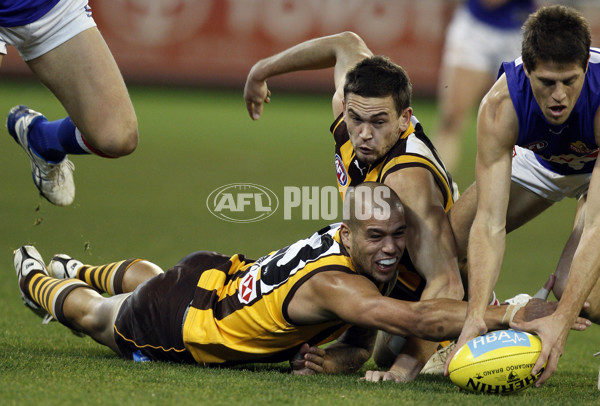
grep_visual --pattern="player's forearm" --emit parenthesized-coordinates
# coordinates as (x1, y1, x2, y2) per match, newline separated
(409, 213, 464, 301)
(248, 32, 363, 82)
(466, 221, 506, 316)
(410, 299, 508, 341)
(555, 225, 600, 319)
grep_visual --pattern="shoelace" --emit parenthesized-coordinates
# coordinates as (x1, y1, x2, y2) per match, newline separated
(43, 160, 75, 190)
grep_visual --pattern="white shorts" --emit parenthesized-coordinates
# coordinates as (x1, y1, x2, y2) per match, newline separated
(511, 146, 591, 202)
(0, 0, 96, 61)
(441, 6, 523, 74)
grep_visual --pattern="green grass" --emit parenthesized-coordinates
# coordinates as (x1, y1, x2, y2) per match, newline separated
(0, 80, 599, 405)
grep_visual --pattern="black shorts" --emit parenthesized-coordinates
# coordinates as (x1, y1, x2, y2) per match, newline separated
(113, 251, 232, 363)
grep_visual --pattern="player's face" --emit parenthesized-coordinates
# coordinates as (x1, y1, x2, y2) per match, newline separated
(343, 208, 406, 284)
(343, 94, 411, 164)
(525, 60, 587, 126)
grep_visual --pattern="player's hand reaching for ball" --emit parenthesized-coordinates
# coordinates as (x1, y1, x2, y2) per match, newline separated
(444, 316, 487, 376)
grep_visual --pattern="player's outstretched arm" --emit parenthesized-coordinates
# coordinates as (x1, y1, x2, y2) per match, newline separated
(244, 31, 372, 120)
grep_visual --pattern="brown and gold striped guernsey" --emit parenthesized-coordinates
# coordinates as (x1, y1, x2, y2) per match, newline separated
(330, 113, 459, 294)
(182, 224, 394, 365)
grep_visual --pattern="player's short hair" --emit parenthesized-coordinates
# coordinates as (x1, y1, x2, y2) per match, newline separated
(343, 182, 404, 230)
(344, 56, 412, 116)
(522, 5, 591, 72)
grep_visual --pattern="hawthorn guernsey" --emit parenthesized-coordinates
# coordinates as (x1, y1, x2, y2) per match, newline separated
(448, 330, 545, 394)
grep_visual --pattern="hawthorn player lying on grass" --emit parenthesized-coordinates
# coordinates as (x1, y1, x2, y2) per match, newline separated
(13, 183, 589, 372)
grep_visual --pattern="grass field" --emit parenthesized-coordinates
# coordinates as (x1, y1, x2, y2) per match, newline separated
(0, 80, 599, 405)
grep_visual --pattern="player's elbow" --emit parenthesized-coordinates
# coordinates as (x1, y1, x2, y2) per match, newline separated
(335, 31, 370, 57)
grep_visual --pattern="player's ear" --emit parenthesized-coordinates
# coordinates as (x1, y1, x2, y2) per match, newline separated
(585, 52, 590, 74)
(339, 97, 347, 118)
(398, 107, 412, 132)
(340, 223, 352, 252)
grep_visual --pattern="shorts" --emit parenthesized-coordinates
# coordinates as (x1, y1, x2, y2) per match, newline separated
(441, 6, 523, 74)
(511, 146, 591, 202)
(113, 251, 233, 363)
(0, 0, 96, 60)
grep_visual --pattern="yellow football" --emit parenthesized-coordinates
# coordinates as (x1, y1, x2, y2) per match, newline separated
(448, 329, 545, 394)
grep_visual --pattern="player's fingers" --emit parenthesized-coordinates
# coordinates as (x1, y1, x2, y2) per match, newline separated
(309, 346, 326, 357)
(531, 341, 552, 378)
(245, 101, 257, 120)
(363, 370, 383, 382)
(572, 316, 591, 330)
(444, 346, 459, 376)
(304, 360, 323, 374)
(304, 353, 324, 368)
(382, 372, 395, 382)
(535, 350, 558, 387)
(445, 337, 469, 375)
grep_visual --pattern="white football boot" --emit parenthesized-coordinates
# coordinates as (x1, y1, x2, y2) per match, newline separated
(421, 341, 455, 375)
(7, 105, 75, 206)
(13, 245, 50, 319)
(48, 254, 83, 280)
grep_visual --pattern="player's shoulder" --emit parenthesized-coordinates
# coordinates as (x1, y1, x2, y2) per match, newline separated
(483, 74, 511, 107)
(480, 75, 517, 123)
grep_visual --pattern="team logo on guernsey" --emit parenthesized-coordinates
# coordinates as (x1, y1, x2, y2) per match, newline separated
(523, 141, 548, 152)
(238, 267, 259, 304)
(335, 154, 348, 186)
(569, 141, 597, 155)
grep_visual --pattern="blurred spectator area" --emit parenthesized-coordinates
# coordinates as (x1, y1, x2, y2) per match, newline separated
(2, 0, 599, 97)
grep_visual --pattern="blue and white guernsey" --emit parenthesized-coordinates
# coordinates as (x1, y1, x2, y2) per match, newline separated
(0, 0, 60, 27)
(500, 48, 600, 175)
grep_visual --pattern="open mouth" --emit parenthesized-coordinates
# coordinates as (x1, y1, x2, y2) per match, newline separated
(549, 105, 567, 117)
(376, 257, 397, 270)
(358, 146, 372, 155)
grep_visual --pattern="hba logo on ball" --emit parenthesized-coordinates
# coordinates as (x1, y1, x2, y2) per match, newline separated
(207, 183, 279, 223)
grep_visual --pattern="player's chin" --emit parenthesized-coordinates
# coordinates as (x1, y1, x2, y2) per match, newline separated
(372, 266, 397, 283)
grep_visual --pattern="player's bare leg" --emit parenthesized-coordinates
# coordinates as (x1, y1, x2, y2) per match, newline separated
(433, 66, 493, 173)
(552, 196, 600, 322)
(60, 287, 125, 354)
(14, 245, 120, 352)
(26, 27, 137, 157)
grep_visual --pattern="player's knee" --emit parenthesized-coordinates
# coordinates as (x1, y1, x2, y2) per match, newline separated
(79, 297, 121, 339)
(90, 116, 138, 157)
